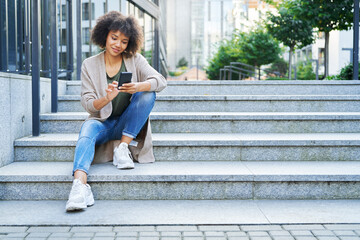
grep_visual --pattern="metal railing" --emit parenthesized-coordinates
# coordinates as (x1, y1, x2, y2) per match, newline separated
(220, 62, 282, 80)
(220, 60, 319, 80)
(0, 0, 78, 136)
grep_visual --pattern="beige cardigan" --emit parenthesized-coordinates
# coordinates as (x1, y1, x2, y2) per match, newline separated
(80, 51, 167, 164)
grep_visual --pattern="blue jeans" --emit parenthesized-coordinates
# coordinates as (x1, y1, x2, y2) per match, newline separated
(72, 91, 156, 175)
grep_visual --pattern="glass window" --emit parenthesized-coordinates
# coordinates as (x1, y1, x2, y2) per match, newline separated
(61, 29, 66, 46)
(129, 3, 135, 15)
(82, 2, 95, 20)
(144, 13, 154, 65)
(82, 27, 90, 45)
(61, 5, 66, 21)
(319, 48, 325, 66)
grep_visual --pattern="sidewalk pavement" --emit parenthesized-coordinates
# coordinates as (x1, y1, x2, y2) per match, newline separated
(1, 199, 360, 239)
(1, 224, 360, 240)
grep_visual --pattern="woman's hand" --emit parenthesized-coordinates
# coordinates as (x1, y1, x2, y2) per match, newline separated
(119, 82, 140, 94)
(105, 81, 120, 101)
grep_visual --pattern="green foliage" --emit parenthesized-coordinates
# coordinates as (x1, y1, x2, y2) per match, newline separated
(324, 63, 359, 80)
(265, 7, 314, 50)
(284, 0, 353, 33)
(206, 34, 244, 80)
(176, 57, 189, 68)
(325, 75, 338, 80)
(326, 63, 359, 80)
(296, 61, 316, 80)
(169, 70, 184, 77)
(206, 29, 281, 80)
(179, 66, 188, 71)
(282, 0, 354, 77)
(240, 28, 281, 68)
(338, 63, 357, 80)
(266, 76, 289, 80)
(267, 58, 288, 77)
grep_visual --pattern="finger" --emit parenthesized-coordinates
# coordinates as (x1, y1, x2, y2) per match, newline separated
(122, 83, 135, 87)
(112, 81, 118, 85)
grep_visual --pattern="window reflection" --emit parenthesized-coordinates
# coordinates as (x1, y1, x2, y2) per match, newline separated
(144, 13, 154, 65)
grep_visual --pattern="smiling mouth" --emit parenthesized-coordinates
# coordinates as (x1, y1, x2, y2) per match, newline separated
(112, 48, 121, 53)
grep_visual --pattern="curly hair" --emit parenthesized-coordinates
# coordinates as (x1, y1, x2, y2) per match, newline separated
(91, 11, 143, 58)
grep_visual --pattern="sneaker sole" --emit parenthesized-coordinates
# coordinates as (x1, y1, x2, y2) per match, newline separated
(117, 163, 134, 169)
(66, 202, 87, 212)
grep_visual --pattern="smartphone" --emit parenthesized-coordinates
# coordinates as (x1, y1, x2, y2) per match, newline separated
(117, 72, 132, 88)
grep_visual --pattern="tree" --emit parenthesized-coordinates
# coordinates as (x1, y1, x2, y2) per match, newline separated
(266, 7, 314, 79)
(206, 33, 244, 80)
(239, 28, 282, 79)
(206, 29, 281, 80)
(284, 0, 353, 77)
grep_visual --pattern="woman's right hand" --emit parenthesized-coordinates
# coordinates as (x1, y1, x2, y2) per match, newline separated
(105, 81, 120, 101)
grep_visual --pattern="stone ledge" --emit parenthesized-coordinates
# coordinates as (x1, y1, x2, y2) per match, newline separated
(14, 133, 360, 147)
(58, 95, 360, 101)
(40, 112, 360, 121)
(1, 161, 360, 182)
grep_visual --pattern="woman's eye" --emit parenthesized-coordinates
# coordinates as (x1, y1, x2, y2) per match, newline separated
(112, 37, 117, 40)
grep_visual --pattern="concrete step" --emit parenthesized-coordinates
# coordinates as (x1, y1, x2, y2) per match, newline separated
(14, 133, 360, 162)
(1, 161, 359, 200)
(66, 80, 360, 95)
(2, 200, 360, 225)
(58, 95, 360, 112)
(40, 112, 360, 134)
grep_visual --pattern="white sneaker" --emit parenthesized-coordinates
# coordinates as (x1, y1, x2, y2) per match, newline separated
(65, 179, 94, 212)
(113, 142, 134, 169)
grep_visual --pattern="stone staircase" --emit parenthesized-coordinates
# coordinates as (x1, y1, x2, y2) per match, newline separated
(1, 80, 360, 201)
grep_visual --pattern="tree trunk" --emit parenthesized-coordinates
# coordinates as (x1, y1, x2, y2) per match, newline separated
(289, 47, 293, 80)
(324, 31, 330, 78)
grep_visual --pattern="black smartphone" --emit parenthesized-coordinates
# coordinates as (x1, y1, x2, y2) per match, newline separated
(117, 72, 132, 88)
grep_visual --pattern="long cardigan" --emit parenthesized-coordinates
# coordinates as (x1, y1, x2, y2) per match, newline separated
(80, 51, 167, 164)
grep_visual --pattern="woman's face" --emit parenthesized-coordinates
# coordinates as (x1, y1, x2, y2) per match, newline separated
(105, 30, 129, 57)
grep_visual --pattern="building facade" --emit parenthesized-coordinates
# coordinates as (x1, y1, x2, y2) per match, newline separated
(166, 0, 276, 71)
(0, 0, 168, 79)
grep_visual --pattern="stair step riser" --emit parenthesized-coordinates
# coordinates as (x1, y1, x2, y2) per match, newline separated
(66, 81, 360, 96)
(14, 145, 360, 162)
(40, 119, 360, 134)
(58, 100, 360, 112)
(1, 181, 359, 200)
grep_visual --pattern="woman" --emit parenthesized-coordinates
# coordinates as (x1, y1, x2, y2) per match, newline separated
(66, 11, 167, 212)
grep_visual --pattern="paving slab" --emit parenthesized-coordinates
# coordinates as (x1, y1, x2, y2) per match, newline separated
(0, 200, 267, 225)
(0, 200, 360, 226)
(256, 200, 360, 224)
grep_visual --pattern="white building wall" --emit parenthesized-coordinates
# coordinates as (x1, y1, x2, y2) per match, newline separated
(166, 0, 192, 70)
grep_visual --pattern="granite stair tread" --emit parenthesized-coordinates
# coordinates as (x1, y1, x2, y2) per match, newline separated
(40, 111, 360, 120)
(58, 94, 360, 101)
(14, 132, 360, 147)
(1, 161, 360, 182)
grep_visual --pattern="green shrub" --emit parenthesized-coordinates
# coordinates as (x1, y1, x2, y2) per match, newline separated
(297, 61, 316, 80)
(267, 58, 288, 77)
(265, 76, 289, 80)
(324, 62, 360, 80)
(338, 63, 357, 80)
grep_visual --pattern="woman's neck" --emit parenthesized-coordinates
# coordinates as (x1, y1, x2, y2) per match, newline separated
(104, 51, 122, 67)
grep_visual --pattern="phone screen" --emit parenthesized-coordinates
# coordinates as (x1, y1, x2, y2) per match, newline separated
(118, 72, 132, 88)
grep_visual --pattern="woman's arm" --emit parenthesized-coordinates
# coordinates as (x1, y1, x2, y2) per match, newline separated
(133, 54, 167, 92)
(93, 81, 122, 111)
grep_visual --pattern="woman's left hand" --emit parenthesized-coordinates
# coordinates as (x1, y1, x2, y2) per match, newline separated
(119, 82, 139, 94)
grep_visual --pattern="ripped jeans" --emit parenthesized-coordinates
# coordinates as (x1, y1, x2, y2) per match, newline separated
(72, 91, 156, 175)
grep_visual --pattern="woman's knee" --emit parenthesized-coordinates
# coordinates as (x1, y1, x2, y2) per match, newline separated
(79, 120, 102, 138)
(133, 91, 156, 106)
